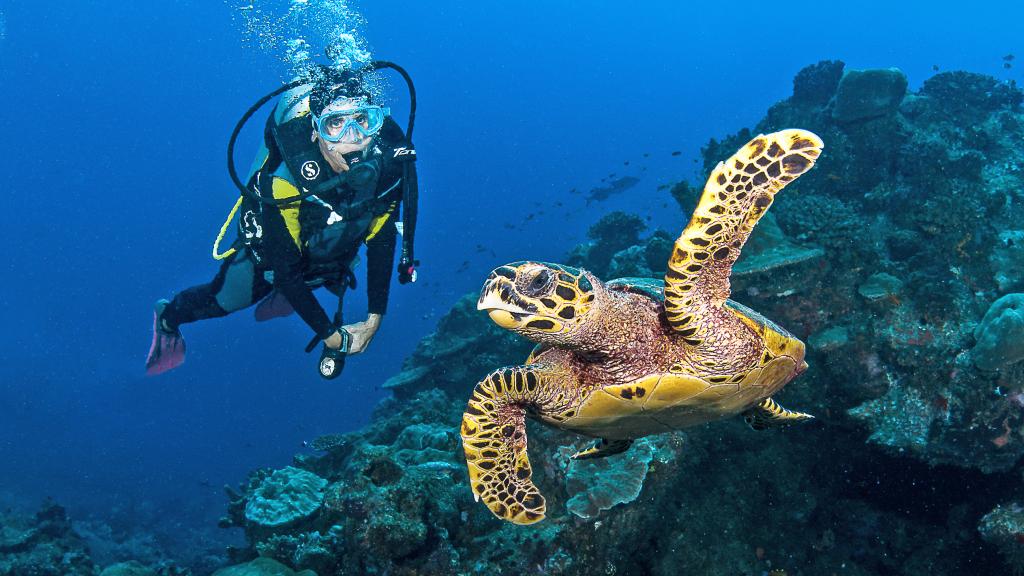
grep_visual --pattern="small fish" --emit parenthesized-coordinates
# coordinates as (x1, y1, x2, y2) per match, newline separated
(1004, 62, 1013, 69)
(932, 64, 939, 72)
(1004, 53, 1015, 61)
(623, 160, 630, 166)
(413, 461, 460, 479)
(585, 175, 641, 204)
(671, 151, 681, 156)
(643, 153, 650, 158)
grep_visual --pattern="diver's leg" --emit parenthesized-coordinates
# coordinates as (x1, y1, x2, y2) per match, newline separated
(146, 250, 271, 375)
(161, 250, 270, 329)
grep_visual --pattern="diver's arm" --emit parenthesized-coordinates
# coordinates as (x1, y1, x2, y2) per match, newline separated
(366, 219, 398, 316)
(259, 204, 335, 341)
(341, 208, 398, 354)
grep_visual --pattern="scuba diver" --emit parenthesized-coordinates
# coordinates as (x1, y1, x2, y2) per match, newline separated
(146, 62, 419, 380)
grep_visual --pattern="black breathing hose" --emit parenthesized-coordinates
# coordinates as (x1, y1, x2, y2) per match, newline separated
(226, 80, 304, 204)
(370, 60, 416, 141)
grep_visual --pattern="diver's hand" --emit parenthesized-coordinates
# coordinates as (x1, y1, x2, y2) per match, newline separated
(342, 314, 382, 354)
(324, 330, 346, 350)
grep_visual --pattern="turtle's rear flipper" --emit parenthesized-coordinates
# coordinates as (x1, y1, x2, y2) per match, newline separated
(743, 397, 815, 430)
(572, 438, 633, 460)
(461, 365, 568, 525)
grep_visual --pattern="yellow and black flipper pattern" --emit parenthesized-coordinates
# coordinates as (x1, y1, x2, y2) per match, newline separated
(663, 129, 823, 344)
(460, 364, 569, 525)
(743, 396, 815, 431)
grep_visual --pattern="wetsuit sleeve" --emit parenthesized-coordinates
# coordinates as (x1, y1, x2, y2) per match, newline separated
(260, 197, 335, 339)
(366, 206, 398, 315)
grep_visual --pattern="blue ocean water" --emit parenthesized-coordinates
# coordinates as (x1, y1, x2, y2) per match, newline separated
(0, 0, 1022, 569)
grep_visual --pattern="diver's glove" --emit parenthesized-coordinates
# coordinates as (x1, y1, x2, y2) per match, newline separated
(317, 328, 351, 380)
(398, 256, 419, 284)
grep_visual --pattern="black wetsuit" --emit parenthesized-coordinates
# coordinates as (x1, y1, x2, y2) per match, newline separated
(162, 100, 416, 341)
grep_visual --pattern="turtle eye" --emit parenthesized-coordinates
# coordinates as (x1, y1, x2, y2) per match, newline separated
(524, 269, 553, 297)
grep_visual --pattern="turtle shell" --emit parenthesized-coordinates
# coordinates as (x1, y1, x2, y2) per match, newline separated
(542, 278, 804, 439)
(608, 276, 802, 356)
(605, 276, 666, 302)
(560, 354, 801, 440)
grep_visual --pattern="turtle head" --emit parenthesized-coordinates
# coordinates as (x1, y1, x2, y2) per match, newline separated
(477, 262, 600, 345)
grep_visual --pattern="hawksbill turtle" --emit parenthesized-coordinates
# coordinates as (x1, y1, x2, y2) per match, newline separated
(460, 129, 823, 525)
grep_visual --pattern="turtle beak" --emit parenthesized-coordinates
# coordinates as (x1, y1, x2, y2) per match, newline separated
(477, 279, 513, 311)
(487, 309, 519, 329)
(478, 277, 528, 328)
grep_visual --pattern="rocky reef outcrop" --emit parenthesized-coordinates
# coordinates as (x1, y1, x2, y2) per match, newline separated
(214, 62, 1024, 575)
(0, 500, 203, 575)
(0, 501, 94, 576)
(973, 293, 1024, 371)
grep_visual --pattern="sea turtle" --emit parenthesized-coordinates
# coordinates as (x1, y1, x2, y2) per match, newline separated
(460, 129, 823, 525)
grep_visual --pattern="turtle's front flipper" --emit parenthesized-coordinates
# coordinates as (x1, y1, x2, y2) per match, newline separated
(572, 438, 633, 460)
(461, 364, 572, 525)
(743, 397, 815, 430)
(663, 130, 823, 342)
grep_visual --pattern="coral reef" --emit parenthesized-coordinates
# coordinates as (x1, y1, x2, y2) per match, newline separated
(831, 67, 908, 123)
(0, 500, 203, 576)
(381, 295, 534, 401)
(972, 293, 1024, 371)
(211, 62, 1024, 575)
(211, 557, 315, 576)
(562, 437, 673, 520)
(857, 272, 904, 302)
(0, 501, 94, 576)
(244, 467, 327, 532)
(99, 562, 158, 576)
(992, 230, 1024, 292)
(979, 502, 1024, 573)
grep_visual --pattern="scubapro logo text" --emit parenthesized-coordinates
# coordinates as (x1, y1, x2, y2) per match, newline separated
(301, 161, 321, 180)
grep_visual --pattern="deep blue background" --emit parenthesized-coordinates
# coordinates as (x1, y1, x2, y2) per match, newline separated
(0, 0, 1020, 540)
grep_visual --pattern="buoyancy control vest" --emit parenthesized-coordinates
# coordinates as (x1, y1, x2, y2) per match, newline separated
(241, 97, 415, 268)
(220, 60, 420, 283)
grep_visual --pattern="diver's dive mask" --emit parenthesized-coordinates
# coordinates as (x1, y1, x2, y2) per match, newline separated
(313, 105, 390, 144)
